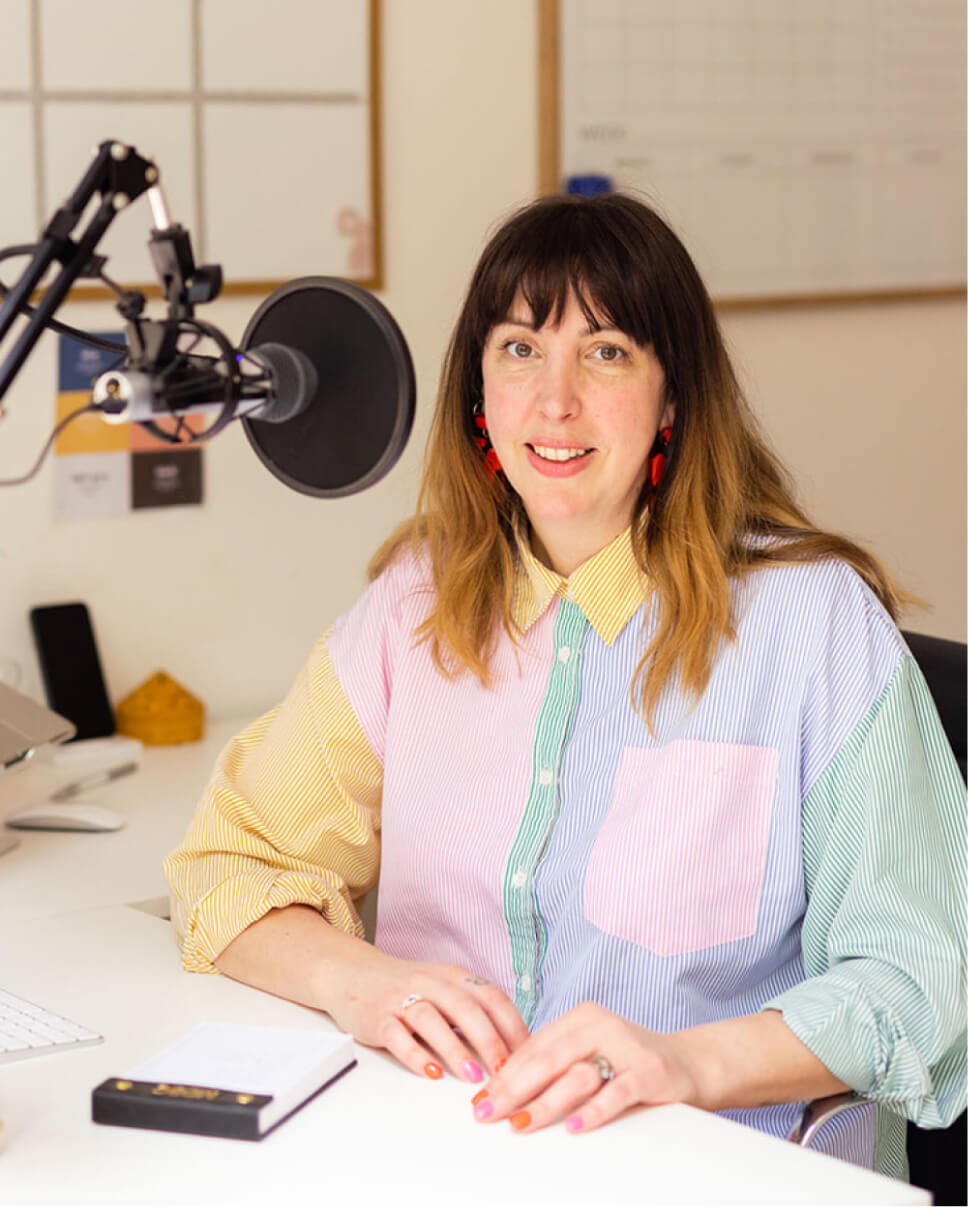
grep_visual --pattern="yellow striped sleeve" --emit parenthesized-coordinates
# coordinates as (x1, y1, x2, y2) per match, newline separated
(164, 628, 383, 973)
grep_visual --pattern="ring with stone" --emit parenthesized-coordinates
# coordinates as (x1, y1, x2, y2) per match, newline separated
(399, 993, 425, 1013)
(588, 1053, 615, 1083)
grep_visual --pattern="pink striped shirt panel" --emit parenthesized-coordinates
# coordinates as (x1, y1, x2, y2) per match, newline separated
(329, 558, 559, 992)
(584, 740, 778, 956)
(326, 557, 432, 764)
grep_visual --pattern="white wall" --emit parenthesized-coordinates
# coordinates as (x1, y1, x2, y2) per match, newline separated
(0, 0, 963, 726)
(722, 298, 966, 642)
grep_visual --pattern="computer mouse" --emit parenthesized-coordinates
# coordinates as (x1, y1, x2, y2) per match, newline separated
(4, 802, 125, 832)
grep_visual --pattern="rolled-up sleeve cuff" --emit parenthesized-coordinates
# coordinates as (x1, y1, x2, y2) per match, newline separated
(763, 976, 932, 1111)
(173, 868, 364, 974)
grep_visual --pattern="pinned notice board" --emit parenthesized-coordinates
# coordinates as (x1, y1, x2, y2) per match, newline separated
(0, 0, 382, 297)
(539, 0, 967, 306)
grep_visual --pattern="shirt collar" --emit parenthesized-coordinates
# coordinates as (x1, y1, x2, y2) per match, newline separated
(512, 523, 648, 645)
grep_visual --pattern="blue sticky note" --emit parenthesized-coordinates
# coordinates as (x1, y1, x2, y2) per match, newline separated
(565, 174, 614, 197)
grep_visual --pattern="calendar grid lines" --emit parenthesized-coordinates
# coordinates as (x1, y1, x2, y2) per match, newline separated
(559, 0, 966, 300)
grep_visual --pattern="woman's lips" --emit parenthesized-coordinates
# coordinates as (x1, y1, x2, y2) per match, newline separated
(525, 444, 595, 477)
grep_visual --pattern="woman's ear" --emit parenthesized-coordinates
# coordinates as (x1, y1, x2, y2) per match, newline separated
(660, 398, 677, 430)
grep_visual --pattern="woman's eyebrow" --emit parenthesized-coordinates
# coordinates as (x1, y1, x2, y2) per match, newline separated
(494, 316, 539, 330)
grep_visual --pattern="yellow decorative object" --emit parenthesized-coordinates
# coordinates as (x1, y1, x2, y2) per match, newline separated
(115, 671, 204, 745)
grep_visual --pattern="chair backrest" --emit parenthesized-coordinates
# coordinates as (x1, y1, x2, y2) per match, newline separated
(900, 631, 967, 782)
(900, 630, 966, 1207)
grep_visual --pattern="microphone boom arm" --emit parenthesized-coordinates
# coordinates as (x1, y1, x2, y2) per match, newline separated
(0, 141, 159, 405)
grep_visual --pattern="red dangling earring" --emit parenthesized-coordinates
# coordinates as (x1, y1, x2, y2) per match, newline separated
(473, 398, 504, 481)
(647, 427, 673, 501)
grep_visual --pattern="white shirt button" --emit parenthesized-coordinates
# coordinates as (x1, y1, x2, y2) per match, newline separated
(511, 869, 527, 889)
(558, 646, 571, 663)
(538, 767, 553, 787)
(518, 974, 532, 992)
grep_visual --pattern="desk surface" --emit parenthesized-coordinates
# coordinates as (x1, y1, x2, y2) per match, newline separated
(0, 723, 236, 919)
(0, 727, 930, 1205)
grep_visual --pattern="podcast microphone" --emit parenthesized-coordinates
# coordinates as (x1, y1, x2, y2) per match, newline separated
(90, 275, 416, 498)
(0, 142, 416, 498)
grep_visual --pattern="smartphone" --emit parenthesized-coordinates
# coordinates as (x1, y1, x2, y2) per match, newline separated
(29, 602, 115, 742)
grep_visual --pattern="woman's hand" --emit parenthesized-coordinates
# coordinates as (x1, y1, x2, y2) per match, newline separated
(321, 944, 530, 1083)
(467, 1001, 708, 1133)
(468, 1002, 849, 1134)
(214, 905, 530, 1084)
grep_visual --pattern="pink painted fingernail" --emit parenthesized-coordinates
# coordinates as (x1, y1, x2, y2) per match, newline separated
(565, 1115, 584, 1133)
(473, 1100, 494, 1121)
(462, 1059, 484, 1083)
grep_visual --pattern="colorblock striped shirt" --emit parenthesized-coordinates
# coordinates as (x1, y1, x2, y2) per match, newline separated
(165, 529, 966, 1178)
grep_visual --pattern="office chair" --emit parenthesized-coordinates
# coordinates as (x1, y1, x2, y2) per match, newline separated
(791, 631, 967, 1206)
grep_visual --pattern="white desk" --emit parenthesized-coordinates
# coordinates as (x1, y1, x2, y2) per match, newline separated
(0, 727, 929, 1205)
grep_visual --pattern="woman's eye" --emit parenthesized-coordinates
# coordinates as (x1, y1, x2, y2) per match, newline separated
(504, 340, 534, 359)
(592, 344, 625, 362)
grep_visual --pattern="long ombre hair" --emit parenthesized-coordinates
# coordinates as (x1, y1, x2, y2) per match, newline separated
(371, 193, 905, 725)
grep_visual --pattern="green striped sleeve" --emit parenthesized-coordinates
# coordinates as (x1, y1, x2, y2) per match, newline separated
(765, 656, 966, 1136)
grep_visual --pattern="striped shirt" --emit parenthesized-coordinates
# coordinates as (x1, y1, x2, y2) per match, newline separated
(165, 528, 966, 1178)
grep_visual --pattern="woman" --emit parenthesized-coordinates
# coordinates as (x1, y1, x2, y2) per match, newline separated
(166, 194, 965, 1177)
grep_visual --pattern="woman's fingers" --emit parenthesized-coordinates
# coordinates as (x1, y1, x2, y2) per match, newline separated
(473, 983, 532, 1052)
(397, 996, 489, 1082)
(561, 1074, 641, 1134)
(469, 1004, 693, 1133)
(337, 957, 531, 1082)
(478, 1006, 602, 1108)
(449, 976, 531, 1063)
(371, 966, 529, 1081)
(475, 1057, 609, 1131)
(376, 1013, 446, 1080)
(502, 1065, 642, 1134)
(405, 967, 530, 1074)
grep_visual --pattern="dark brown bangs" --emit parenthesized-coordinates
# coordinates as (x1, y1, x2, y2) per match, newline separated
(466, 196, 661, 358)
(459, 193, 719, 413)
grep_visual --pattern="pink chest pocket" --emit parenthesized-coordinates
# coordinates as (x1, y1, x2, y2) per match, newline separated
(583, 741, 778, 957)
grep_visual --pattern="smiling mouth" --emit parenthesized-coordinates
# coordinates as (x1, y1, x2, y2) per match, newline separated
(529, 444, 593, 462)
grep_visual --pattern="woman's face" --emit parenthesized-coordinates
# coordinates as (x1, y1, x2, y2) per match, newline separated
(481, 291, 675, 576)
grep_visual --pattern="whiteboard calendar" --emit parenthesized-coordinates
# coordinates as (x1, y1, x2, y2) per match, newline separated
(554, 0, 966, 302)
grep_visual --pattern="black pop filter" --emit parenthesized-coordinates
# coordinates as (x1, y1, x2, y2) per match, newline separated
(240, 277, 415, 497)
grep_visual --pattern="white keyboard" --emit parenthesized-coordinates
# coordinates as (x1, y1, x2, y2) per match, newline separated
(0, 988, 103, 1063)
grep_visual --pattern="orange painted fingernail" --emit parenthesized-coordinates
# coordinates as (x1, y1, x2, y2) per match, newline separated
(424, 1062, 443, 1080)
(495, 1056, 507, 1071)
(509, 1110, 531, 1131)
(471, 1089, 489, 1106)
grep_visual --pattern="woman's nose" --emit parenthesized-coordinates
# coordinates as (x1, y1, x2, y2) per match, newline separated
(535, 359, 580, 421)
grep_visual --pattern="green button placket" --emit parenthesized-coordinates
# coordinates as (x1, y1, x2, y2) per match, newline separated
(502, 599, 590, 1026)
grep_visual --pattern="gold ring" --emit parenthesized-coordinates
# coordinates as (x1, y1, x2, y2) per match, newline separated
(399, 993, 425, 1012)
